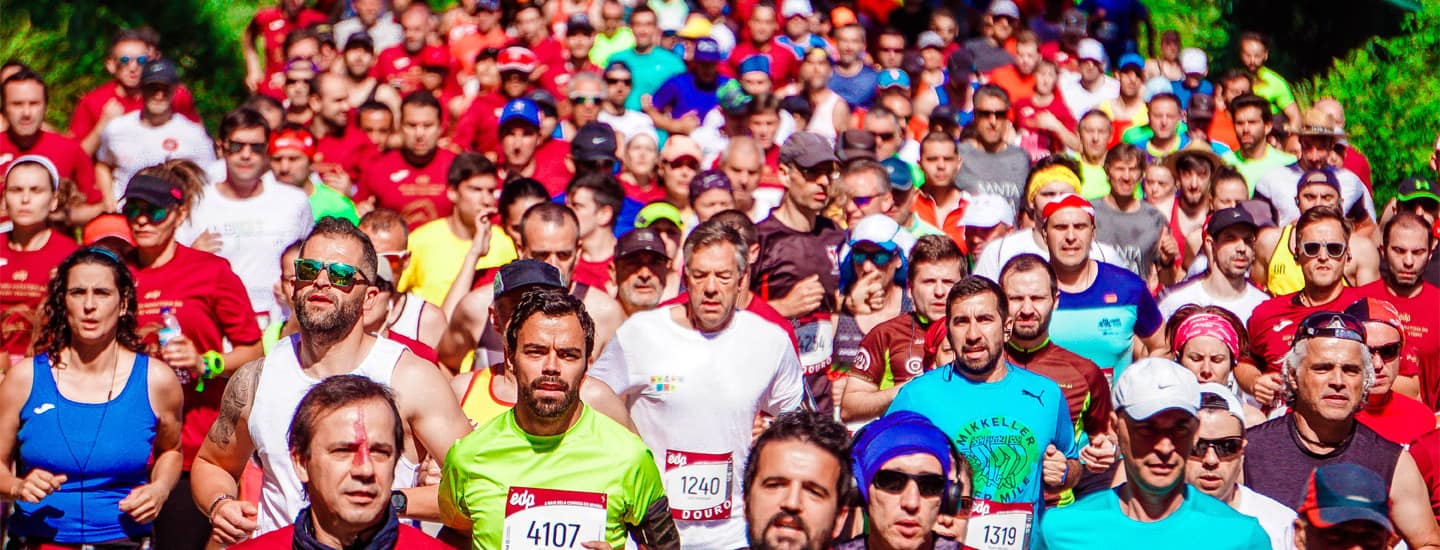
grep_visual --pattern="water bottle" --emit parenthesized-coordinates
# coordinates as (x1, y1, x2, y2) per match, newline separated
(159, 307, 191, 385)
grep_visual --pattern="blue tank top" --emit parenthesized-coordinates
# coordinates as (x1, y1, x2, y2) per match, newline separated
(14, 353, 156, 543)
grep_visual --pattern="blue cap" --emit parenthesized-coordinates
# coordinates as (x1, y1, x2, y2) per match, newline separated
(851, 411, 954, 502)
(1300, 464, 1393, 534)
(738, 55, 771, 76)
(693, 38, 724, 63)
(877, 68, 910, 90)
(499, 98, 541, 130)
(1117, 52, 1146, 73)
(880, 157, 913, 191)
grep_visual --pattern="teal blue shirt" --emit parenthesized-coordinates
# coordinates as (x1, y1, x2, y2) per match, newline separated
(1037, 485, 1270, 550)
(606, 47, 685, 112)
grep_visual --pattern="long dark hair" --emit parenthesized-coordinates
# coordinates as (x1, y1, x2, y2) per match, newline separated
(33, 248, 144, 356)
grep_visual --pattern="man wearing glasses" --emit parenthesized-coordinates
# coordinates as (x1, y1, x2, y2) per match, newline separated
(71, 28, 200, 156)
(956, 85, 1031, 216)
(193, 218, 471, 545)
(1354, 211, 1440, 407)
(596, 61, 658, 144)
(834, 411, 971, 550)
(1243, 311, 1440, 549)
(1185, 384, 1297, 549)
(95, 58, 215, 205)
(1345, 298, 1434, 444)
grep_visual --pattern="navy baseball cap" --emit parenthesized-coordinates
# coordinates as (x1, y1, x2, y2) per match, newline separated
(689, 169, 732, 200)
(1205, 206, 1257, 238)
(615, 227, 670, 259)
(693, 38, 724, 63)
(1298, 464, 1393, 534)
(499, 98, 541, 130)
(572, 122, 619, 163)
(1296, 168, 1341, 193)
(141, 58, 179, 86)
(880, 158, 913, 191)
(123, 174, 186, 208)
(493, 259, 564, 296)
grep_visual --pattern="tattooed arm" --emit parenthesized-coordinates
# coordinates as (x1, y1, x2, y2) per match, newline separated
(191, 359, 264, 545)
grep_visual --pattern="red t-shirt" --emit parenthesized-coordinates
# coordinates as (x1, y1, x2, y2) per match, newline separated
(1013, 95, 1077, 157)
(1358, 393, 1436, 445)
(529, 139, 574, 197)
(987, 65, 1036, 105)
(314, 125, 377, 182)
(231, 523, 452, 550)
(68, 81, 201, 141)
(621, 177, 667, 205)
(0, 231, 78, 360)
(251, 7, 330, 75)
(1246, 288, 1363, 373)
(572, 255, 613, 290)
(356, 149, 457, 229)
(0, 131, 102, 203)
(1343, 145, 1373, 192)
(1410, 427, 1440, 522)
(450, 91, 509, 155)
(374, 45, 448, 96)
(724, 40, 801, 88)
(660, 293, 800, 352)
(1354, 281, 1440, 407)
(132, 245, 261, 469)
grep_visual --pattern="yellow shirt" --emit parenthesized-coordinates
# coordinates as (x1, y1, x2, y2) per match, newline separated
(399, 219, 517, 306)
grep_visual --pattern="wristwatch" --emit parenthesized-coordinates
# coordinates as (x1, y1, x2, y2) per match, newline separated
(390, 490, 408, 515)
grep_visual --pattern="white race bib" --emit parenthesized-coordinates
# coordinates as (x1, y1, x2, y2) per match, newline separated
(502, 487, 608, 550)
(964, 499, 1032, 550)
(795, 314, 835, 374)
(663, 450, 733, 521)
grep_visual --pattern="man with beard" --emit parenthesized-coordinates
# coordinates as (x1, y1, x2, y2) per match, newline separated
(1243, 312, 1440, 549)
(193, 218, 471, 544)
(438, 288, 679, 549)
(1253, 169, 1381, 297)
(177, 108, 313, 325)
(309, 73, 379, 187)
(1036, 359, 1270, 547)
(955, 85, 1031, 216)
(335, 34, 402, 121)
(887, 276, 1080, 547)
(742, 411, 849, 550)
(1167, 148, 1221, 271)
(592, 221, 805, 549)
(840, 235, 965, 425)
(1092, 143, 1180, 285)
(95, 59, 215, 205)
(1183, 385, 1298, 549)
(1237, 33, 1301, 123)
(1157, 207, 1269, 324)
(1354, 212, 1439, 406)
(611, 228, 672, 317)
(374, 4, 448, 96)
(0, 69, 104, 224)
(1220, 94, 1295, 194)
(354, 91, 456, 228)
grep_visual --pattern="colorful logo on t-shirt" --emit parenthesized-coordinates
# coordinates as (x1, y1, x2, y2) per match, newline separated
(162, 138, 179, 152)
(1097, 317, 1123, 336)
(649, 375, 683, 392)
(955, 417, 1040, 503)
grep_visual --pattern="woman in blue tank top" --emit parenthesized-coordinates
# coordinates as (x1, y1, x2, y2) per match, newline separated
(0, 247, 184, 547)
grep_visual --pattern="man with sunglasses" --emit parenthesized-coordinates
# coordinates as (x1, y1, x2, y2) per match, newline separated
(1254, 109, 1376, 228)
(1354, 212, 1440, 407)
(956, 85, 1031, 216)
(1346, 298, 1433, 445)
(1186, 384, 1297, 549)
(1254, 168, 1380, 296)
(835, 411, 969, 550)
(1037, 359, 1270, 549)
(96, 58, 215, 205)
(597, 61, 658, 144)
(70, 28, 201, 156)
(1244, 311, 1440, 549)
(194, 218, 472, 545)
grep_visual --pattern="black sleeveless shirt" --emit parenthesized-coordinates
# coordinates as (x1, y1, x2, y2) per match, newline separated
(1242, 414, 1401, 509)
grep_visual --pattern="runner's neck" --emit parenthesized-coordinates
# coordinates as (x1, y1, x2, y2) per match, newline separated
(6, 225, 51, 252)
(1201, 270, 1249, 300)
(1118, 481, 1186, 523)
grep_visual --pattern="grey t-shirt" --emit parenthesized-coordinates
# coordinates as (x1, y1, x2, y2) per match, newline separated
(1092, 199, 1165, 277)
(955, 143, 1031, 214)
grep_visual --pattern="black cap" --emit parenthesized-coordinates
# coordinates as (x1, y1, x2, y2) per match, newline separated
(140, 59, 179, 87)
(566, 13, 596, 35)
(1206, 206, 1257, 238)
(1397, 177, 1440, 203)
(1188, 94, 1216, 119)
(615, 227, 670, 259)
(344, 31, 375, 52)
(571, 122, 619, 163)
(527, 90, 558, 116)
(493, 259, 564, 296)
(123, 174, 186, 208)
(837, 130, 877, 162)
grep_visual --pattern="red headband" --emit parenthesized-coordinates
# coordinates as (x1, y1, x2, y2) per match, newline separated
(1175, 313, 1240, 358)
(269, 128, 317, 158)
(1041, 192, 1095, 221)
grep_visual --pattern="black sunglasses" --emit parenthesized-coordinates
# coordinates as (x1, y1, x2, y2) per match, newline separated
(1299, 240, 1346, 259)
(796, 162, 838, 181)
(605, 76, 632, 85)
(1190, 437, 1243, 459)
(294, 258, 368, 288)
(871, 470, 946, 498)
(852, 249, 896, 266)
(1369, 342, 1402, 362)
(122, 201, 170, 223)
(974, 109, 1009, 120)
(225, 141, 268, 155)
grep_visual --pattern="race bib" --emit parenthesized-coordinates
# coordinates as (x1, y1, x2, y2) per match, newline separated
(795, 314, 835, 375)
(964, 499, 1032, 550)
(502, 487, 608, 550)
(663, 450, 733, 520)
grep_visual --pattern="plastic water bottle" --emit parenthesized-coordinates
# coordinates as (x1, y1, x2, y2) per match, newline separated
(159, 307, 191, 385)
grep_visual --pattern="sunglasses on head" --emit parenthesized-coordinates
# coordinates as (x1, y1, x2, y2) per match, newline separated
(852, 248, 896, 266)
(1190, 437, 1243, 459)
(225, 141, 268, 155)
(294, 258, 368, 288)
(122, 201, 170, 223)
(871, 470, 946, 497)
(1296, 312, 1367, 344)
(117, 55, 150, 66)
(1299, 240, 1346, 258)
(1369, 342, 1402, 362)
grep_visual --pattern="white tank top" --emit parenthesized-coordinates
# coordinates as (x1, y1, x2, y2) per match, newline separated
(388, 292, 425, 342)
(805, 92, 843, 141)
(248, 335, 415, 534)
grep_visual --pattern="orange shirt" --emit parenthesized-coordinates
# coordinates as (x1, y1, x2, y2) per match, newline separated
(1209, 107, 1241, 152)
(987, 65, 1036, 105)
(912, 192, 969, 253)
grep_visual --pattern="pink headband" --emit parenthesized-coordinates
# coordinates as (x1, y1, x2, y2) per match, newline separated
(1175, 313, 1239, 358)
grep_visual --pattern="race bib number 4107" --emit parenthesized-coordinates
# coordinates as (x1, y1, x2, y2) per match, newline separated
(502, 487, 608, 550)
(663, 450, 733, 521)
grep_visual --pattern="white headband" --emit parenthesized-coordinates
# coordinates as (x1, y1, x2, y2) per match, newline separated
(4, 155, 61, 191)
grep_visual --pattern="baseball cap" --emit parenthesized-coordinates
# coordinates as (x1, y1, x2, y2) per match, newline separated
(1188, 94, 1216, 119)
(689, 170, 732, 200)
(717, 79, 753, 114)
(1076, 39, 1105, 64)
(960, 194, 1016, 228)
(692, 38, 724, 63)
(988, 0, 1020, 19)
(476, 0, 500, 11)
(738, 55, 771, 76)
(82, 213, 135, 247)
(269, 126, 317, 158)
(1143, 76, 1175, 102)
(678, 14, 713, 39)
(493, 259, 565, 296)
(636, 202, 684, 231)
(1343, 297, 1406, 339)
(1294, 312, 1367, 345)
(140, 58, 179, 87)
(1397, 177, 1440, 203)
(849, 213, 917, 256)
(499, 98, 541, 130)
(1179, 47, 1208, 76)
(917, 31, 945, 51)
(566, 13, 595, 35)
(1117, 52, 1145, 73)
(779, 132, 839, 168)
(1296, 168, 1341, 193)
(615, 227, 670, 259)
(930, 104, 961, 129)
(781, 0, 814, 18)
(1112, 358, 1202, 420)
(343, 31, 375, 52)
(572, 122, 619, 163)
(850, 411, 954, 502)
(527, 90, 558, 117)
(1298, 464, 1393, 534)
(123, 174, 186, 208)
(837, 130, 877, 163)
(1205, 206, 1258, 238)
(497, 47, 539, 74)
(1196, 382, 1247, 427)
(660, 135, 702, 162)
(880, 158, 913, 192)
(421, 47, 451, 70)
(877, 68, 911, 90)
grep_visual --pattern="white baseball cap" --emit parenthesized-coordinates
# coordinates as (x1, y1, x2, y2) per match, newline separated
(848, 213, 917, 257)
(988, 0, 1021, 19)
(1076, 38, 1106, 64)
(1112, 358, 1201, 420)
(781, 0, 814, 19)
(1196, 382, 1246, 427)
(959, 194, 1016, 228)
(1180, 47, 1208, 76)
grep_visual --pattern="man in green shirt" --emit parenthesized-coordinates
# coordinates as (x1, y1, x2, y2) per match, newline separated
(438, 289, 680, 550)
(590, 0, 635, 67)
(269, 126, 360, 224)
(1238, 32, 1300, 122)
(1220, 94, 1295, 195)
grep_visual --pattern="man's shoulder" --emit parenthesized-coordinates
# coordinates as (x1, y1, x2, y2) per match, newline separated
(397, 524, 453, 548)
(1037, 343, 1103, 374)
